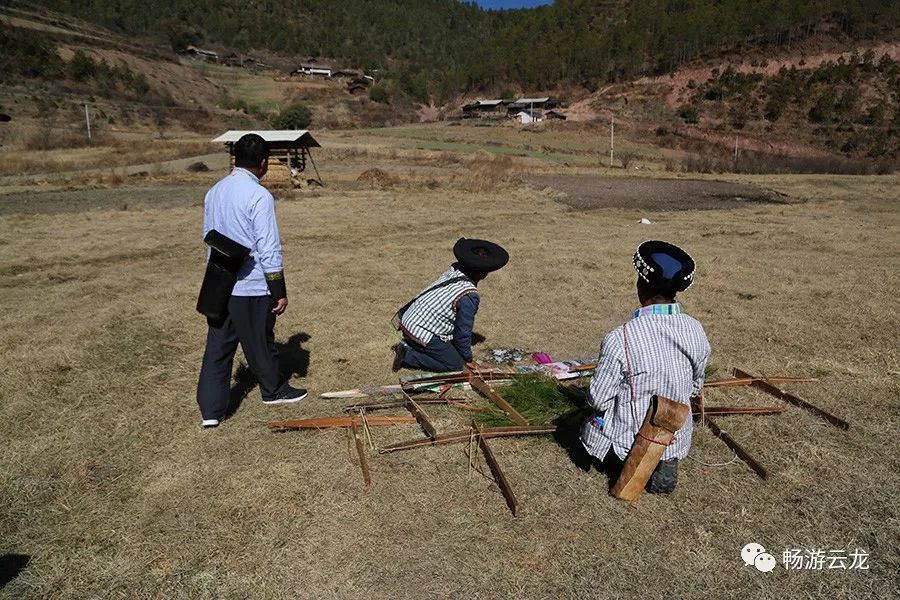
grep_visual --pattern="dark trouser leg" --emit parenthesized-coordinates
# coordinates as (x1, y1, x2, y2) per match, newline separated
(595, 451, 625, 492)
(197, 314, 240, 420)
(229, 296, 288, 401)
(401, 336, 465, 372)
(646, 458, 679, 494)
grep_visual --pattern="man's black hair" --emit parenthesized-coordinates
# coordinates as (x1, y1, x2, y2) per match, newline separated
(637, 276, 676, 303)
(234, 133, 269, 168)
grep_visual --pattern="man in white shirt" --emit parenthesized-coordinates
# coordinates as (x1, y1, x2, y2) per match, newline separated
(196, 134, 307, 428)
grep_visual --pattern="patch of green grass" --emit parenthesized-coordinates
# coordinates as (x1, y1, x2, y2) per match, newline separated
(475, 375, 578, 427)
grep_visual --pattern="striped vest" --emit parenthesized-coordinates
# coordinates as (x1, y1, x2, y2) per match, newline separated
(400, 266, 478, 345)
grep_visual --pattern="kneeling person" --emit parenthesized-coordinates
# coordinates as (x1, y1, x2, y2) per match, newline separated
(580, 240, 711, 493)
(394, 238, 509, 372)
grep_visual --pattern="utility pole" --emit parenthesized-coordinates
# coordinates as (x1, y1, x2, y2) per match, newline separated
(84, 103, 92, 143)
(733, 135, 738, 166)
(609, 115, 615, 167)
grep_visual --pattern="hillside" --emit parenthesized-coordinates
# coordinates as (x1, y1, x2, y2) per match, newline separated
(0, 4, 416, 151)
(2, 1, 898, 166)
(581, 40, 900, 163)
(28, 0, 900, 99)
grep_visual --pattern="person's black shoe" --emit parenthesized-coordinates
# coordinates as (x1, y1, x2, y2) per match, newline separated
(391, 341, 409, 372)
(646, 458, 679, 494)
(262, 386, 308, 405)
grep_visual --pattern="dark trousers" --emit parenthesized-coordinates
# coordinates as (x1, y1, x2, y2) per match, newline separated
(196, 295, 288, 420)
(595, 451, 680, 494)
(402, 336, 465, 372)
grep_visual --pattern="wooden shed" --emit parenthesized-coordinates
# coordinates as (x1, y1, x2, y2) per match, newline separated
(212, 130, 322, 187)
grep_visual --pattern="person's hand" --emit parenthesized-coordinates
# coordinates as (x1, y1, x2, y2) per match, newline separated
(465, 360, 481, 372)
(272, 297, 288, 315)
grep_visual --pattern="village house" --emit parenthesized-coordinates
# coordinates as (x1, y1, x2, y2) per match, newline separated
(506, 97, 557, 116)
(222, 54, 271, 71)
(291, 63, 333, 78)
(181, 45, 219, 62)
(332, 68, 363, 79)
(515, 110, 543, 124)
(212, 129, 322, 187)
(545, 110, 567, 120)
(462, 99, 508, 118)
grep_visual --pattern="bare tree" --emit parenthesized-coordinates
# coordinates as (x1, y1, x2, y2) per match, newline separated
(152, 107, 167, 139)
(35, 103, 59, 150)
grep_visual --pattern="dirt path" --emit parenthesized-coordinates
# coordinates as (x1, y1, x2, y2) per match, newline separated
(529, 173, 787, 211)
(0, 152, 228, 194)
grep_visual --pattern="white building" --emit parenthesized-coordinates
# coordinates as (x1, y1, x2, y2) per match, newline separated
(292, 63, 332, 78)
(516, 110, 543, 124)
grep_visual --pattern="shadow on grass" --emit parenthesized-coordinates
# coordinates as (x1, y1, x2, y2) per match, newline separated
(0, 554, 30, 590)
(225, 332, 311, 419)
(552, 385, 627, 492)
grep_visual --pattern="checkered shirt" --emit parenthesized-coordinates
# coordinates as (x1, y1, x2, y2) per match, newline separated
(580, 304, 711, 461)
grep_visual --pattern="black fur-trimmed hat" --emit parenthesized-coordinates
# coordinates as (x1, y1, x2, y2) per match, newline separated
(633, 240, 695, 295)
(453, 238, 509, 273)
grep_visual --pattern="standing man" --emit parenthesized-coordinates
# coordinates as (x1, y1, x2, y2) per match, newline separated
(580, 240, 711, 493)
(393, 238, 509, 372)
(196, 133, 307, 428)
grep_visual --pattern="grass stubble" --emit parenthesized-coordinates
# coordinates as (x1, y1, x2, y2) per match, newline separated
(0, 147, 898, 599)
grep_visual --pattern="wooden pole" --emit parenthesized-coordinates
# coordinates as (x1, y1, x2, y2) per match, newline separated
(403, 391, 437, 440)
(467, 370, 529, 426)
(474, 424, 519, 516)
(349, 415, 372, 487)
(268, 415, 417, 431)
(379, 425, 556, 453)
(703, 416, 768, 480)
(342, 397, 466, 413)
(733, 368, 849, 430)
(84, 103, 91, 142)
(609, 115, 614, 166)
(705, 376, 816, 388)
(693, 406, 785, 417)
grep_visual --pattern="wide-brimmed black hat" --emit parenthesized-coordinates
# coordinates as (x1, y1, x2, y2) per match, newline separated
(453, 238, 509, 273)
(633, 240, 695, 294)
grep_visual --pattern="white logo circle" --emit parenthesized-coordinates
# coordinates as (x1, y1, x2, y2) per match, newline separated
(754, 552, 777, 573)
(741, 542, 767, 566)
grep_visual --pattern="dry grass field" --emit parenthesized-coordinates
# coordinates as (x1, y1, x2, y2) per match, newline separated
(0, 132, 898, 598)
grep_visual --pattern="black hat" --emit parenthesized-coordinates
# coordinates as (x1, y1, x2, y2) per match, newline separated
(633, 240, 695, 294)
(453, 238, 509, 273)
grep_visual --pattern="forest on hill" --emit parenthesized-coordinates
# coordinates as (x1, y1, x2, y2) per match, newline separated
(30, 0, 900, 100)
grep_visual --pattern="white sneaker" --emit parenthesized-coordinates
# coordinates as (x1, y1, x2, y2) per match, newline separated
(201, 419, 220, 428)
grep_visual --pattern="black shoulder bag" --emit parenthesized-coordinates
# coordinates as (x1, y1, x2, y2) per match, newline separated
(196, 230, 251, 321)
